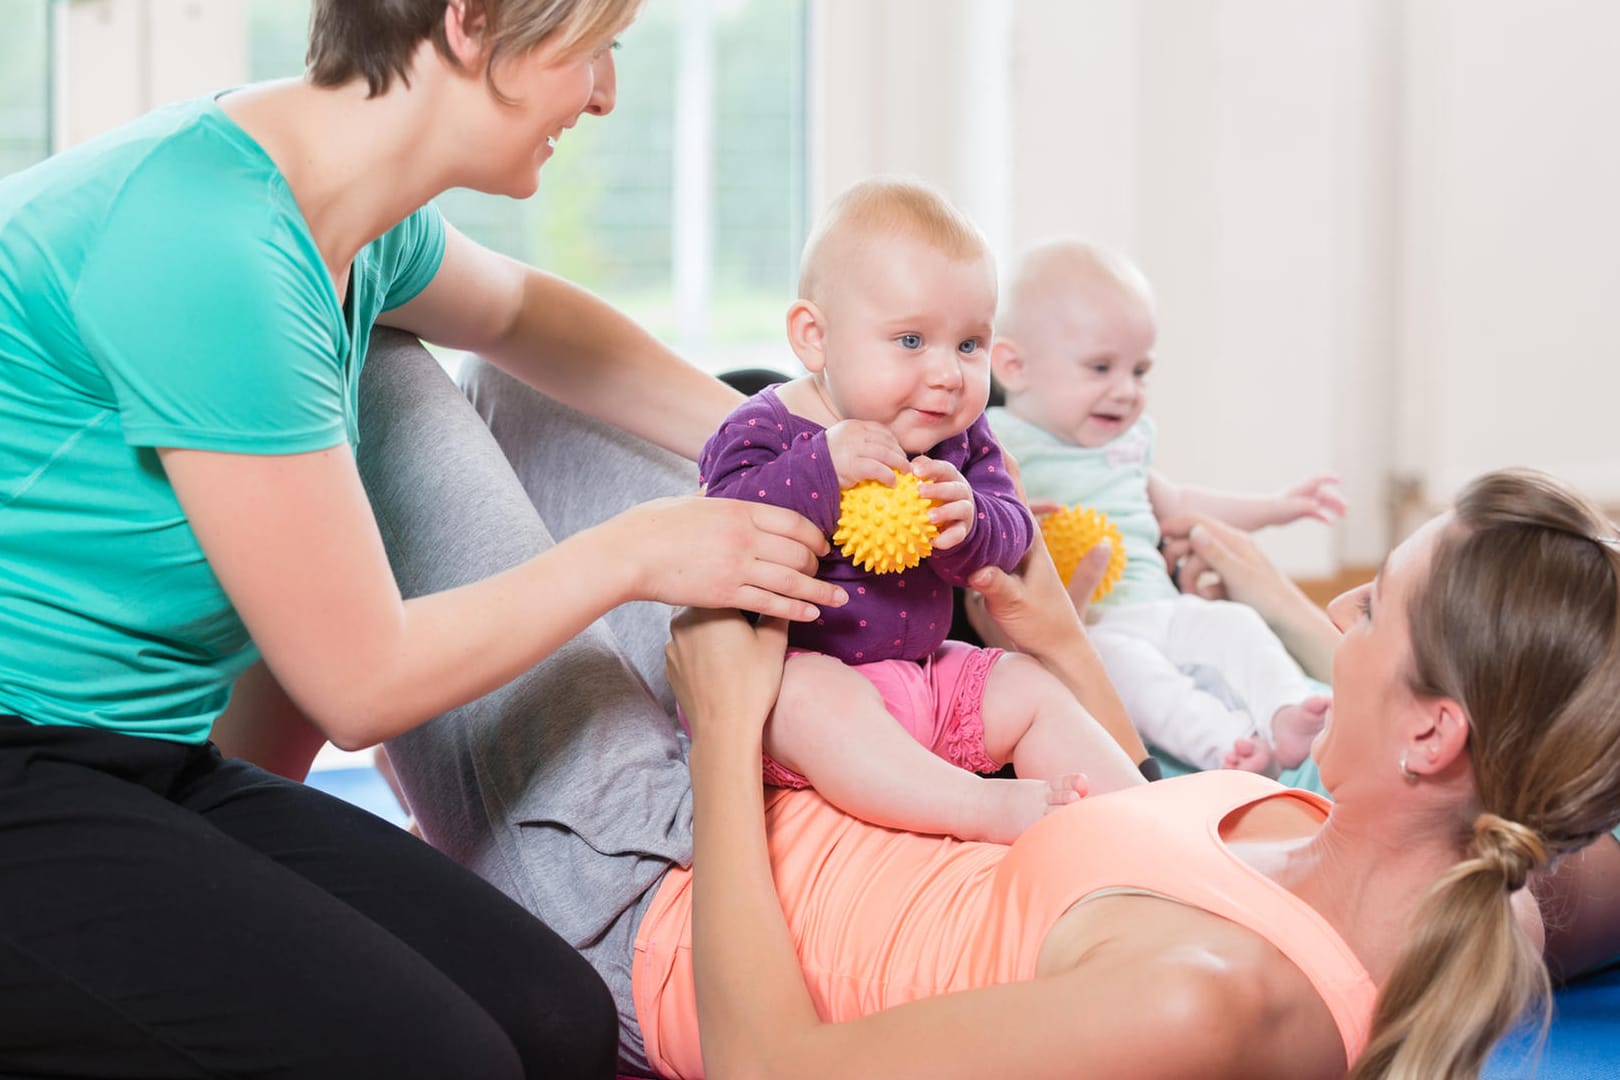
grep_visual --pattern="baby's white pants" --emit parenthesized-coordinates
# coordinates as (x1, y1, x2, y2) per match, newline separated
(1088, 595, 1312, 770)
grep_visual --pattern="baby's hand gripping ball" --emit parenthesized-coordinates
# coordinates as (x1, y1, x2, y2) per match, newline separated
(1040, 505, 1127, 603)
(833, 470, 939, 575)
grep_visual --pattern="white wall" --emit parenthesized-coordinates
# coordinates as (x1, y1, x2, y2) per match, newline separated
(1397, 0, 1620, 507)
(811, 0, 1620, 574)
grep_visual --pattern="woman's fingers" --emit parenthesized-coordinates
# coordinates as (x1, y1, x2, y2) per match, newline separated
(747, 500, 830, 556)
(747, 513, 826, 569)
(735, 566, 837, 621)
(666, 608, 789, 739)
(741, 504, 844, 617)
(636, 497, 844, 618)
(964, 542, 1079, 655)
(1066, 542, 1112, 614)
(966, 563, 1016, 606)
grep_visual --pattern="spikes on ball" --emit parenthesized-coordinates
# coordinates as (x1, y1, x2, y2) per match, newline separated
(833, 470, 939, 574)
(1040, 504, 1127, 603)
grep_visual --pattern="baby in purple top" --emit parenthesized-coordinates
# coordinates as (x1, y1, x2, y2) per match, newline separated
(699, 178, 1145, 843)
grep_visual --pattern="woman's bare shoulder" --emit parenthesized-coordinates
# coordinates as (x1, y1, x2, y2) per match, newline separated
(1042, 894, 1348, 1079)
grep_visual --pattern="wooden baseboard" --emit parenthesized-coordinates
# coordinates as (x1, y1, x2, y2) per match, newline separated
(1295, 565, 1378, 608)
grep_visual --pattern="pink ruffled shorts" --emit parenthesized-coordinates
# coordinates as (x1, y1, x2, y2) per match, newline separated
(762, 641, 1006, 789)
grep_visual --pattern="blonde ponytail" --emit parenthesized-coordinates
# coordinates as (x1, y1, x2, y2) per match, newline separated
(1349, 817, 1549, 1080)
(1352, 469, 1620, 1079)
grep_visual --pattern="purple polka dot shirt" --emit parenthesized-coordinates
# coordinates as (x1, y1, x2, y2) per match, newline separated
(699, 387, 1035, 663)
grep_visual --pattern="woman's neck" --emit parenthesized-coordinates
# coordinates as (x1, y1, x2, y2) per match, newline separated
(217, 71, 461, 296)
(1261, 797, 1466, 985)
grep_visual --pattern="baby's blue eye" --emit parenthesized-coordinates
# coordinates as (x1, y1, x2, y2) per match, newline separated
(959, 339, 981, 355)
(897, 333, 923, 349)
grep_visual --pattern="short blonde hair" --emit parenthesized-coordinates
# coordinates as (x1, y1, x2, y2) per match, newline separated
(308, 0, 641, 99)
(997, 238, 1154, 341)
(797, 177, 990, 304)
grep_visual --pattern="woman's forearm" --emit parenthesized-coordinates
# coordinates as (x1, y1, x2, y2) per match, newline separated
(689, 743, 821, 1077)
(1260, 591, 1338, 684)
(484, 268, 742, 460)
(1159, 515, 1341, 683)
(213, 660, 327, 779)
(304, 520, 639, 749)
(1030, 632, 1148, 765)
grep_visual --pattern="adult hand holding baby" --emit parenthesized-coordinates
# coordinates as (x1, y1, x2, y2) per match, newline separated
(666, 606, 790, 755)
(1157, 513, 1275, 604)
(964, 541, 1112, 650)
(619, 495, 846, 622)
(1158, 513, 1338, 682)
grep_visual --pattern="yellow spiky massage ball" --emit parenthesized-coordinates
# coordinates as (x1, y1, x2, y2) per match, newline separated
(833, 470, 939, 574)
(1040, 504, 1128, 603)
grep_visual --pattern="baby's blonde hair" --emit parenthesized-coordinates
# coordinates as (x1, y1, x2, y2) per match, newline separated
(997, 238, 1154, 341)
(797, 177, 990, 305)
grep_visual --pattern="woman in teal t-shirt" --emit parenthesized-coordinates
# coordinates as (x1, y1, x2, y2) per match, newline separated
(0, 1, 842, 1075)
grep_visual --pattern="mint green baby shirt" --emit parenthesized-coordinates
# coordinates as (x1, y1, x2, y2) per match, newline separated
(0, 95, 446, 743)
(986, 408, 1180, 610)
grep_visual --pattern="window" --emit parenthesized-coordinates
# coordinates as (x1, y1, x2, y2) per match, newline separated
(0, 0, 51, 176)
(248, 0, 312, 81)
(441, 0, 808, 374)
(43, 0, 806, 370)
(249, 0, 808, 375)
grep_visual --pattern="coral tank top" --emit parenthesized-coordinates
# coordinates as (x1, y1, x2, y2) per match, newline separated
(632, 770, 1375, 1078)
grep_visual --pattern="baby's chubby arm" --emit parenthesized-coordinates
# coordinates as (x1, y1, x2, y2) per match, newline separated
(922, 417, 1036, 583)
(1147, 470, 1345, 532)
(700, 396, 841, 534)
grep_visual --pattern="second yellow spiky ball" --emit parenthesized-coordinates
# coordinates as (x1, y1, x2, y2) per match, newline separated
(1040, 504, 1127, 603)
(833, 470, 939, 574)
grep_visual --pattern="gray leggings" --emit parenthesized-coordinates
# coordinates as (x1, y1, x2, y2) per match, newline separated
(356, 330, 694, 1072)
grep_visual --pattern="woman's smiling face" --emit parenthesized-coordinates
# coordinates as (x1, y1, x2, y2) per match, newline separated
(1315, 513, 1450, 794)
(478, 31, 620, 198)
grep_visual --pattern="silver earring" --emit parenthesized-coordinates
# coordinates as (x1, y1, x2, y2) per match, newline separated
(1399, 753, 1419, 783)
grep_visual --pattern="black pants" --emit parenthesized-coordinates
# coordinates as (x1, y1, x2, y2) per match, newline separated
(0, 717, 616, 1079)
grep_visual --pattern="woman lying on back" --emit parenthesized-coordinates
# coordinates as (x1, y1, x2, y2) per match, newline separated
(667, 467, 1620, 1079)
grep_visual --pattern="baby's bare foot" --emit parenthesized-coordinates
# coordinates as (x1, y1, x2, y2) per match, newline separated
(967, 773, 1088, 844)
(1270, 696, 1331, 769)
(1222, 735, 1276, 776)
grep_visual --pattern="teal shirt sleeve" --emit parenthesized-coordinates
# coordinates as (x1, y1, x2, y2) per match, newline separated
(73, 144, 351, 454)
(373, 201, 445, 313)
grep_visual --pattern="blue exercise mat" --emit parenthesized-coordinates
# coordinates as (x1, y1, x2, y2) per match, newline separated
(305, 764, 412, 829)
(1485, 964, 1620, 1079)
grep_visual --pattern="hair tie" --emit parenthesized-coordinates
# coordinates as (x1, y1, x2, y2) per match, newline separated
(1471, 813, 1546, 892)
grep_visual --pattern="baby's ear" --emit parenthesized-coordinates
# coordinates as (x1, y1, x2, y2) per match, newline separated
(990, 338, 1026, 393)
(786, 300, 828, 372)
